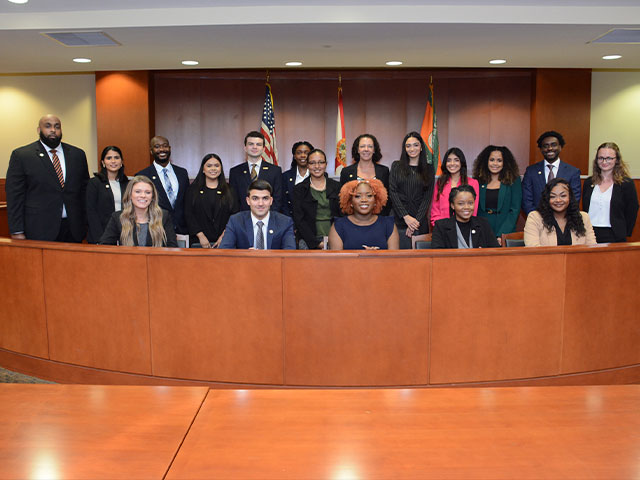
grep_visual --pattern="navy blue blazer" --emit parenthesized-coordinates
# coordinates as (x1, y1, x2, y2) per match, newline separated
(135, 163, 190, 234)
(229, 161, 283, 213)
(522, 160, 581, 214)
(582, 177, 639, 242)
(282, 167, 301, 217)
(218, 210, 295, 249)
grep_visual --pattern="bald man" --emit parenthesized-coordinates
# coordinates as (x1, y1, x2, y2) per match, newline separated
(6, 114, 89, 242)
(135, 136, 190, 234)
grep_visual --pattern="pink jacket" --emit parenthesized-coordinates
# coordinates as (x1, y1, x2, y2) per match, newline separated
(430, 178, 480, 226)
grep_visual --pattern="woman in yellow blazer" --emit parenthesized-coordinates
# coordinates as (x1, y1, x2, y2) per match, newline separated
(524, 178, 596, 247)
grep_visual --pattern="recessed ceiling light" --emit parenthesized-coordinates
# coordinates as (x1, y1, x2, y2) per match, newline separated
(8, 0, 29, 4)
(285, 61, 302, 66)
(72, 58, 91, 64)
(386, 61, 403, 66)
(602, 54, 622, 60)
(489, 59, 507, 65)
(181, 60, 199, 66)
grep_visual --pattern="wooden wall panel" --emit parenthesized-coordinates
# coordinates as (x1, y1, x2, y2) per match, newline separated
(430, 253, 565, 384)
(0, 245, 48, 357)
(283, 256, 430, 386)
(147, 255, 284, 384)
(95, 71, 153, 175)
(43, 250, 152, 374)
(530, 69, 591, 172)
(562, 250, 640, 373)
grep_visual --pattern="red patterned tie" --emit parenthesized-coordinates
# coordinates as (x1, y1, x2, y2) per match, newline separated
(50, 149, 64, 188)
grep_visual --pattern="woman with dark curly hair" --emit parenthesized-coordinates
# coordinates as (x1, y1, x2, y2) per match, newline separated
(282, 140, 313, 217)
(184, 153, 237, 248)
(430, 147, 479, 227)
(329, 179, 398, 250)
(339, 134, 391, 215)
(524, 178, 596, 247)
(472, 145, 522, 244)
(582, 142, 638, 243)
(389, 132, 435, 249)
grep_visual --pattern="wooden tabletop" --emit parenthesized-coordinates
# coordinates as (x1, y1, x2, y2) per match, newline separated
(0, 385, 208, 480)
(168, 385, 640, 479)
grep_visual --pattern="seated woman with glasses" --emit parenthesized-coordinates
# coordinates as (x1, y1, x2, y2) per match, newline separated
(581, 142, 638, 243)
(292, 149, 342, 249)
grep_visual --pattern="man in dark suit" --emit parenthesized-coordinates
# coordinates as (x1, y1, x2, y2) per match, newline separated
(135, 136, 190, 234)
(6, 114, 89, 242)
(522, 130, 581, 214)
(219, 179, 295, 249)
(229, 131, 283, 213)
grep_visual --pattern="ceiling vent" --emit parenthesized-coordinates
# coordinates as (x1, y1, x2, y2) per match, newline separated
(41, 31, 120, 47)
(589, 28, 640, 44)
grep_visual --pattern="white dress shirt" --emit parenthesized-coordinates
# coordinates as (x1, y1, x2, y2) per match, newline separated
(153, 161, 178, 199)
(251, 212, 270, 249)
(588, 183, 613, 227)
(42, 141, 67, 218)
(544, 159, 560, 183)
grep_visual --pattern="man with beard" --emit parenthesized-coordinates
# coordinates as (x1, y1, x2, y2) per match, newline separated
(522, 130, 582, 214)
(6, 114, 89, 242)
(136, 136, 189, 235)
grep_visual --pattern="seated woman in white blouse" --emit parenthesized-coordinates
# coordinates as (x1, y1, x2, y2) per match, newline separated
(581, 142, 639, 243)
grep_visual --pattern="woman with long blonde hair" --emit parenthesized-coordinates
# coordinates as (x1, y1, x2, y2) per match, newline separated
(99, 175, 178, 247)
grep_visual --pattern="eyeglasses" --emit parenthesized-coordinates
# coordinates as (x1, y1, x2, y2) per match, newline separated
(308, 161, 327, 166)
(597, 156, 616, 163)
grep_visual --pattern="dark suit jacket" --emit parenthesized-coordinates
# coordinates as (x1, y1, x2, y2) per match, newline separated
(98, 209, 178, 247)
(582, 177, 639, 242)
(478, 177, 522, 237)
(431, 216, 500, 249)
(229, 161, 283, 213)
(522, 160, 581, 214)
(292, 176, 342, 249)
(218, 210, 295, 249)
(86, 173, 130, 244)
(339, 162, 391, 215)
(135, 163, 190, 234)
(6, 140, 89, 241)
(282, 167, 301, 217)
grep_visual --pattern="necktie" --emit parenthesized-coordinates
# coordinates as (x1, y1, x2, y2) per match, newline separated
(163, 167, 176, 208)
(256, 220, 265, 250)
(50, 149, 64, 188)
(547, 165, 555, 183)
(251, 163, 258, 180)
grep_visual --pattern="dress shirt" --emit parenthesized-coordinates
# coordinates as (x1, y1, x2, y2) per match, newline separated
(152, 162, 179, 198)
(109, 179, 123, 211)
(42, 141, 67, 218)
(545, 159, 560, 183)
(295, 168, 309, 185)
(588, 184, 613, 227)
(248, 159, 263, 178)
(251, 212, 270, 249)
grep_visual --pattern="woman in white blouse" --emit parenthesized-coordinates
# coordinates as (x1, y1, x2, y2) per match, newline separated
(582, 142, 638, 243)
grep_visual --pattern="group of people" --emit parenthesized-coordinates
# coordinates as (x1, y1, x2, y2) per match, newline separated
(6, 115, 638, 251)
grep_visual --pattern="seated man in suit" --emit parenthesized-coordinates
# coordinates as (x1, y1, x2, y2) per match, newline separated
(219, 179, 295, 249)
(522, 130, 581, 214)
(136, 136, 189, 234)
(229, 131, 283, 213)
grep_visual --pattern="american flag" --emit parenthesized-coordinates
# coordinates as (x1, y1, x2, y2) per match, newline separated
(260, 83, 279, 165)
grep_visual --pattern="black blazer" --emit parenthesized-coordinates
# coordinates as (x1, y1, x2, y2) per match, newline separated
(135, 163, 190, 235)
(292, 176, 342, 249)
(86, 173, 129, 244)
(431, 216, 500, 249)
(282, 167, 299, 217)
(229, 161, 283, 213)
(6, 140, 89, 241)
(184, 181, 238, 246)
(582, 177, 639, 242)
(99, 209, 178, 247)
(339, 162, 391, 215)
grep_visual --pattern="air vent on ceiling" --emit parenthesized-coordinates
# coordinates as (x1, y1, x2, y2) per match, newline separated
(41, 31, 120, 47)
(590, 28, 640, 44)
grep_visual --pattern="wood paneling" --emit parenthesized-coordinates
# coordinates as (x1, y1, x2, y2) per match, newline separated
(0, 385, 208, 480)
(95, 71, 153, 175)
(283, 256, 430, 386)
(167, 386, 640, 480)
(530, 69, 592, 172)
(43, 249, 152, 374)
(147, 255, 284, 384)
(0, 244, 48, 357)
(430, 253, 565, 384)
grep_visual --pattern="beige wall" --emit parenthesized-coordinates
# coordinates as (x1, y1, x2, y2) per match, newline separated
(0, 74, 97, 177)
(590, 70, 640, 178)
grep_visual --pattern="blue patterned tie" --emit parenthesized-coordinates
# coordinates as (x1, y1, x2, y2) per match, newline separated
(163, 167, 176, 208)
(256, 220, 265, 250)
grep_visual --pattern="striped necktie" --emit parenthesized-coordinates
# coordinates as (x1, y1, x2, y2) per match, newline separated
(256, 220, 265, 249)
(50, 149, 64, 188)
(163, 167, 176, 208)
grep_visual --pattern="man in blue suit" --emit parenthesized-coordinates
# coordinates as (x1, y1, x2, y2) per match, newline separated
(229, 131, 283, 213)
(136, 136, 190, 234)
(522, 130, 582, 214)
(219, 179, 295, 249)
